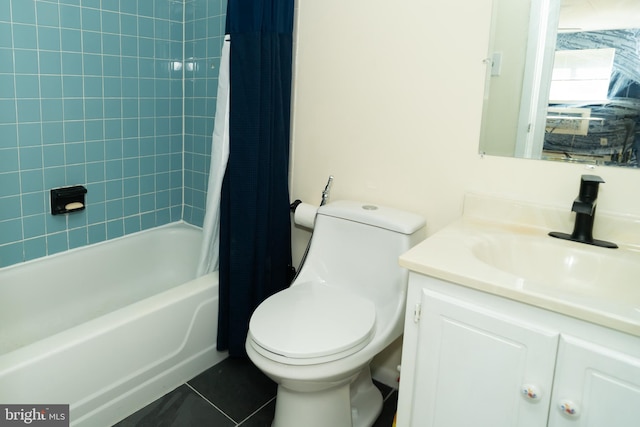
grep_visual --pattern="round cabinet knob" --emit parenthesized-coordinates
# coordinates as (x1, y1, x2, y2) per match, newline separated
(521, 384, 542, 401)
(558, 399, 581, 418)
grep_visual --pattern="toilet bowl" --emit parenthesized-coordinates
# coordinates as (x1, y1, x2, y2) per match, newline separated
(245, 201, 426, 427)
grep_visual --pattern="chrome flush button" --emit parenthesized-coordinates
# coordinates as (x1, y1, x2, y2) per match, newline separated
(362, 205, 378, 210)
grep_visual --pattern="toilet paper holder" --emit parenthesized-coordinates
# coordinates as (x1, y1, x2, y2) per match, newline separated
(290, 199, 302, 212)
(50, 185, 87, 215)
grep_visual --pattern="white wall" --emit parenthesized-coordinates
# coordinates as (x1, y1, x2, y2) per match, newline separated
(288, 0, 640, 383)
(290, 0, 640, 240)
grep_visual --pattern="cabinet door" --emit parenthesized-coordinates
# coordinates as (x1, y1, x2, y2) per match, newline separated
(405, 289, 559, 427)
(548, 335, 640, 427)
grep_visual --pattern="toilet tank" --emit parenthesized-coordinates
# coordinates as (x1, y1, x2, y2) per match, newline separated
(295, 201, 426, 311)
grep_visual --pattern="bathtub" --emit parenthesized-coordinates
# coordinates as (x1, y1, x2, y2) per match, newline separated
(0, 222, 226, 426)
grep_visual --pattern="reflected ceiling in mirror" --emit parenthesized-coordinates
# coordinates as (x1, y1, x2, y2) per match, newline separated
(479, 0, 640, 168)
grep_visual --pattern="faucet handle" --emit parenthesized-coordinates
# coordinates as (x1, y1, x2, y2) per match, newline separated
(581, 174, 605, 184)
(549, 174, 617, 248)
(578, 174, 604, 201)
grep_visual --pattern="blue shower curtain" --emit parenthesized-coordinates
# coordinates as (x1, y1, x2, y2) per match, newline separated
(217, 0, 295, 357)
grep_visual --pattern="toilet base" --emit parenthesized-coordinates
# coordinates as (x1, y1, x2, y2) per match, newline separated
(350, 369, 384, 427)
(271, 368, 383, 427)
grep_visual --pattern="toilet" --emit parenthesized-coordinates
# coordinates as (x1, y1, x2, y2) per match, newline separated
(245, 200, 426, 427)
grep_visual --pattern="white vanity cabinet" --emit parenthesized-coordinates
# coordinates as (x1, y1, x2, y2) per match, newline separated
(548, 335, 640, 426)
(396, 273, 640, 427)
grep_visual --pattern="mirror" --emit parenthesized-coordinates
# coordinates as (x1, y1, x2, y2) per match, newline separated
(479, 0, 640, 168)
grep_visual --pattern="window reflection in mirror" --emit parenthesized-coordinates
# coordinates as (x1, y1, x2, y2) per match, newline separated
(543, 30, 640, 166)
(479, 0, 640, 168)
(549, 48, 615, 102)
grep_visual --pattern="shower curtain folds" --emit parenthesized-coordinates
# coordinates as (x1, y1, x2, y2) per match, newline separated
(197, 36, 231, 277)
(217, 0, 295, 357)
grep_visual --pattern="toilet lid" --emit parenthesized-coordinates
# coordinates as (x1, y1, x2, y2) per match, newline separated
(249, 282, 376, 362)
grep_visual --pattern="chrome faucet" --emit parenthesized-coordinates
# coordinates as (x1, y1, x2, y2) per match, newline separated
(549, 174, 617, 248)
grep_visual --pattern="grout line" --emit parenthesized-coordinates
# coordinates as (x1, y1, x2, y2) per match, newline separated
(236, 396, 276, 426)
(180, 0, 186, 222)
(185, 382, 238, 425)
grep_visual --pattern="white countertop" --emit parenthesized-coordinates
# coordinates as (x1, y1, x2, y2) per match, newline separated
(399, 193, 640, 337)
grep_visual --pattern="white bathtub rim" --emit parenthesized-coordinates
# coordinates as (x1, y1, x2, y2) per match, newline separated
(0, 271, 218, 376)
(71, 284, 218, 410)
(0, 220, 203, 355)
(0, 220, 202, 274)
(74, 345, 227, 427)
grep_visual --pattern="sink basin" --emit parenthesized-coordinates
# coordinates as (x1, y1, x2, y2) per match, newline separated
(399, 194, 640, 336)
(472, 234, 640, 303)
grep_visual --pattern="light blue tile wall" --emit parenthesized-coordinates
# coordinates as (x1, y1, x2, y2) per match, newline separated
(182, 0, 224, 226)
(0, 0, 226, 268)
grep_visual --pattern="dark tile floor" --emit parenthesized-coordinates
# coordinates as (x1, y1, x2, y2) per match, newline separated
(114, 357, 398, 427)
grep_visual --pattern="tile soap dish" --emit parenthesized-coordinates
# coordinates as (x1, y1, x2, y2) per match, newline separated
(50, 185, 87, 215)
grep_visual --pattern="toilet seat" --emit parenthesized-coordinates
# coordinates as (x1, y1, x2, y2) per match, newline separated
(248, 282, 376, 365)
